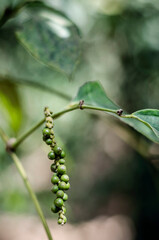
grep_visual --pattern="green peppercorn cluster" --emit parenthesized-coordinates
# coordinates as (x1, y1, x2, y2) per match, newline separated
(42, 107, 70, 225)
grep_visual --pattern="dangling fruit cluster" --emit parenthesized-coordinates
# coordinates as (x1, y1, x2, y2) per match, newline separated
(43, 107, 70, 225)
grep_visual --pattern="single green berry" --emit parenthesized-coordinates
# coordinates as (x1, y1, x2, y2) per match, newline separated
(61, 174, 69, 183)
(43, 128, 51, 137)
(51, 204, 59, 213)
(59, 159, 65, 164)
(65, 182, 70, 190)
(62, 206, 66, 214)
(50, 129, 54, 134)
(54, 198, 64, 208)
(46, 138, 52, 145)
(46, 122, 53, 129)
(63, 216, 67, 224)
(56, 190, 64, 198)
(50, 164, 56, 172)
(48, 151, 55, 160)
(59, 213, 65, 219)
(58, 218, 63, 224)
(57, 165, 66, 175)
(53, 146, 62, 155)
(60, 150, 66, 158)
(46, 116, 53, 123)
(63, 193, 68, 201)
(51, 185, 58, 193)
(51, 175, 60, 184)
(43, 135, 48, 141)
(58, 181, 66, 190)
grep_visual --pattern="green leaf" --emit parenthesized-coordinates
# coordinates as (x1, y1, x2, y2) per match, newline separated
(73, 81, 119, 110)
(0, 80, 22, 133)
(0, 23, 69, 93)
(72, 81, 159, 143)
(15, 3, 82, 78)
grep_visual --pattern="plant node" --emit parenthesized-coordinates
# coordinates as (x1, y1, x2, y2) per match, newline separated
(6, 138, 16, 153)
(117, 109, 123, 116)
(79, 100, 84, 110)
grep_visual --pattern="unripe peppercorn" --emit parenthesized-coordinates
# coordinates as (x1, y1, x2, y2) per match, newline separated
(48, 151, 55, 160)
(60, 150, 66, 158)
(53, 146, 62, 155)
(46, 116, 53, 123)
(51, 204, 59, 213)
(50, 129, 54, 135)
(63, 216, 67, 224)
(56, 190, 64, 198)
(59, 213, 65, 219)
(43, 128, 51, 137)
(50, 163, 56, 172)
(46, 138, 52, 145)
(62, 206, 66, 214)
(51, 185, 58, 193)
(58, 218, 63, 224)
(54, 198, 64, 208)
(58, 181, 66, 190)
(46, 122, 53, 129)
(57, 165, 66, 175)
(59, 159, 65, 164)
(61, 174, 69, 183)
(51, 175, 60, 184)
(65, 182, 70, 190)
(63, 193, 68, 201)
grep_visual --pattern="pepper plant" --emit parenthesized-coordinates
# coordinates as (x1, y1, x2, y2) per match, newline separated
(0, 1, 159, 240)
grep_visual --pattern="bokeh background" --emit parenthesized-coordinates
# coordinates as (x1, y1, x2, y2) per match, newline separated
(1, 0, 159, 239)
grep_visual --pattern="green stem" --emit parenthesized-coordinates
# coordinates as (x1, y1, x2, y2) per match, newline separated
(12, 104, 79, 149)
(12, 104, 120, 149)
(12, 102, 151, 151)
(13, 118, 45, 149)
(0, 128, 53, 240)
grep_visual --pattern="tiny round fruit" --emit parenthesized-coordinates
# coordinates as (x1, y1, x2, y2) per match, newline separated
(60, 150, 66, 158)
(61, 174, 69, 183)
(43, 128, 51, 137)
(63, 193, 68, 201)
(48, 151, 55, 160)
(59, 159, 65, 164)
(43, 135, 47, 141)
(62, 206, 66, 214)
(54, 198, 64, 208)
(46, 138, 52, 145)
(51, 175, 59, 184)
(46, 116, 53, 123)
(59, 213, 65, 219)
(63, 216, 67, 224)
(53, 146, 62, 155)
(51, 185, 58, 193)
(46, 122, 53, 129)
(51, 204, 59, 213)
(58, 218, 63, 224)
(58, 181, 66, 190)
(65, 182, 70, 190)
(50, 129, 54, 135)
(56, 190, 64, 198)
(57, 165, 66, 175)
(50, 164, 56, 172)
